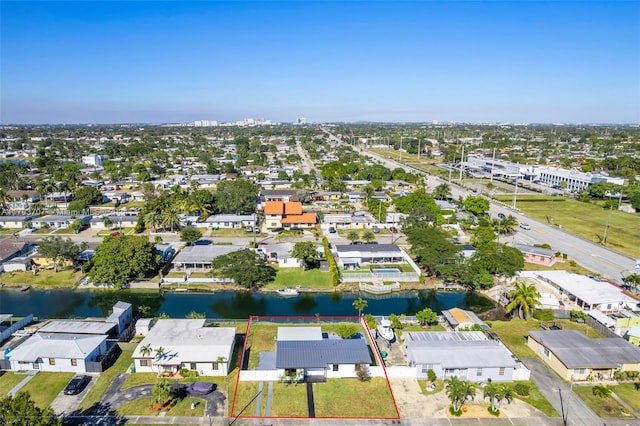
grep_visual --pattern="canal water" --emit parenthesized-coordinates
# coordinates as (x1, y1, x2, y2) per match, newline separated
(0, 289, 495, 320)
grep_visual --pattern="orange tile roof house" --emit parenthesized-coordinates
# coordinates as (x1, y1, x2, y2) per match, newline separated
(263, 201, 317, 229)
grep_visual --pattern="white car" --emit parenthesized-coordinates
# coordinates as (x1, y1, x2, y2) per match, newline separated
(520, 223, 531, 230)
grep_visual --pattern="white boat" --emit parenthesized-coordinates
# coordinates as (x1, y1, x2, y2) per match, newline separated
(377, 318, 395, 342)
(276, 287, 300, 297)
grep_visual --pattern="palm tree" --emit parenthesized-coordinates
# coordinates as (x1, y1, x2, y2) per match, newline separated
(36, 179, 56, 207)
(161, 208, 180, 232)
(433, 183, 451, 200)
(346, 229, 360, 243)
(505, 281, 541, 319)
(592, 384, 612, 399)
(140, 344, 152, 358)
(102, 216, 114, 231)
(361, 230, 376, 243)
(446, 377, 476, 413)
(352, 297, 368, 317)
(484, 382, 500, 412)
(145, 211, 162, 231)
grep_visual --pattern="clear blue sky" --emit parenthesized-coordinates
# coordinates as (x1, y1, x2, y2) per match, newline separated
(1, 1, 639, 124)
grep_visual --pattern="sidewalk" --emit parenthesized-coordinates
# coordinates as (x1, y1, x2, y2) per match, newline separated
(7, 370, 37, 396)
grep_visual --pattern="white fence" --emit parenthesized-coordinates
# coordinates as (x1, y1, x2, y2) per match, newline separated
(359, 282, 401, 293)
(239, 370, 280, 382)
(161, 277, 234, 284)
(385, 366, 417, 378)
(342, 272, 419, 283)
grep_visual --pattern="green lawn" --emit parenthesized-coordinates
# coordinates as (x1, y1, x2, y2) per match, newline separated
(78, 348, 133, 411)
(573, 385, 631, 418)
(0, 372, 26, 396)
(264, 267, 333, 290)
(612, 383, 640, 412)
(512, 381, 559, 417)
(313, 378, 399, 418)
(523, 261, 595, 276)
(231, 381, 260, 417)
(19, 372, 74, 409)
(116, 395, 205, 417)
(0, 228, 21, 236)
(269, 382, 308, 416)
(493, 195, 640, 258)
(0, 268, 84, 287)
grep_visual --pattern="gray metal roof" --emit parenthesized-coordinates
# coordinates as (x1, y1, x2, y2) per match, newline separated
(39, 320, 116, 335)
(334, 244, 402, 254)
(529, 330, 640, 368)
(276, 339, 372, 369)
(404, 331, 487, 345)
(172, 245, 246, 264)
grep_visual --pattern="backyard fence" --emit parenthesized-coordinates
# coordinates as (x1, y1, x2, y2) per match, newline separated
(341, 272, 419, 283)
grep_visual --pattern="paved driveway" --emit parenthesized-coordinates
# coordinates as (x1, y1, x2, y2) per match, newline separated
(50, 374, 99, 415)
(523, 357, 597, 425)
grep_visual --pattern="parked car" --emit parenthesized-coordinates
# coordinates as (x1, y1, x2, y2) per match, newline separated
(64, 375, 90, 395)
(350, 241, 364, 245)
(372, 226, 380, 233)
(328, 227, 337, 234)
(365, 241, 379, 245)
(271, 227, 284, 233)
(186, 381, 214, 395)
(519, 223, 531, 230)
(389, 227, 398, 233)
(109, 232, 123, 237)
(497, 213, 505, 219)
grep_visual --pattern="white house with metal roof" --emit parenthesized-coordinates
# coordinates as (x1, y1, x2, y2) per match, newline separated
(404, 331, 530, 382)
(5, 333, 108, 373)
(171, 244, 246, 271)
(332, 244, 406, 269)
(132, 319, 236, 376)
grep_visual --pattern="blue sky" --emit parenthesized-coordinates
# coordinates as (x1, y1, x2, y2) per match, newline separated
(1, 1, 639, 124)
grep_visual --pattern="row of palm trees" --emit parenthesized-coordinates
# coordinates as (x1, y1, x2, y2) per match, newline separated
(445, 377, 513, 414)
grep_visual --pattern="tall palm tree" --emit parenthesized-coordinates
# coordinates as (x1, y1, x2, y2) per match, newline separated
(145, 211, 163, 232)
(433, 183, 452, 200)
(505, 281, 541, 319)
(352, 297, 368, 317)
(140, 344, 152, 358)
(446, 377, 476, 413)
(161, 208, 180, 232)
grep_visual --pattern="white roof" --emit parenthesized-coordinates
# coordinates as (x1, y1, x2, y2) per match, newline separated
(133, 319, 235, 363)
(8, 333, 106, 362)
(39, 320, 116, 335)
(588, 310, 616, 328)
(277, 326, 322, 341)
(628, 327, 640, 338)
(524, 271, 636, 306)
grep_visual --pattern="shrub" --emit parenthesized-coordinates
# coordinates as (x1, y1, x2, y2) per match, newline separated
(532, 309, 555, 321)
(335, 323, 358, 339)
(427, 369, 437, 383)
(514, 383, 530, 396)
(569, 260, 577, 267)
(355, 362, 371, 382)
(449, 406, 462, 416)
(389, 314, 404, 330)
(570, 310, 587, 322)
(488, 407, 500, 416)
(562, 253, 568, 260)
(180, 368, 198, 378)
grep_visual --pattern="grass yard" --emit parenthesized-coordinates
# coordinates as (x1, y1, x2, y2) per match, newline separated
(0, 268, 84, 287)
(0, 372, 26, 396)
(613, 383, 640, 412)
(512, 381, 559, 417)
(231, 381, 260, 417)
(0, 228, 20, 236)
(573, 385, 631, 418)
(269, 382, 309, 416)
(116, 396, 205, 417)
(264, 267, 332, 290)
(313, 377, 399, 418)
(78, 348, 133, 411)
(418, 380, 444, 394)
(493, 195, 640, 258)
(523, 261, 594, 276)
(19, 372, 74, 409)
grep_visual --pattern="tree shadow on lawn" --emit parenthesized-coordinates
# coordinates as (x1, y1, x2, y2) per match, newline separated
(65, 402, 128, 426)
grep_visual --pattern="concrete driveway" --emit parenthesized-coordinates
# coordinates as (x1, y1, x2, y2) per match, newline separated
(523, 357, 597, 425)
(50, 374, 99, 415)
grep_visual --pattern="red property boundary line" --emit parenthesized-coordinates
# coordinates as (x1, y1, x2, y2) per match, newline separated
(230, 315, 401, 421)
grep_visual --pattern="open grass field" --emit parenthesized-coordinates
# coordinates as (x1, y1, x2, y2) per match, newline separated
(0, 268, 84, 287)
(0, 372, 26, 396)
(116, 395, 205, 417)
(572, 385, 631, 418)
(19, 372, 74, 409)
(493, 195, 640, 258)
(264, 267, 333, 290)
(612, 383, 640, 412)
(78, 348, 133, 411)
(487, 319, 601, 359)
(368, 148, 447, 177)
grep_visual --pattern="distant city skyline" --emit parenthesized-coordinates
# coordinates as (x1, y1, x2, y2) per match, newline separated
(1, 1, 639, 125)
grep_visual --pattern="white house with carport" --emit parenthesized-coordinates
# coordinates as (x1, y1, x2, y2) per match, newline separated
(132, 319, 236, 376)
(5, 333, 108, 373)
(404, 331, 529, 382)
(274, 326, 373, 381)
(90, 214, 138, 229)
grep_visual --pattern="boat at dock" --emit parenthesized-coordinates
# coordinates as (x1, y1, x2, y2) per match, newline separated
(376, 318, 395, 342)
(276, 286, 300, 297)
(20, 285, 31, 292)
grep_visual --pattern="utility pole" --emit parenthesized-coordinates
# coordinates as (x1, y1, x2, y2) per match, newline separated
(603, 204, 613, 245)
(458, 143, 465, 182)
(490, 146, 496, 183)
(448, 149, 455, 184)
(512, 177, 518, 209)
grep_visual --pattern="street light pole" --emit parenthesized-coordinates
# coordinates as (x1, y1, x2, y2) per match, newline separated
(512, 177, 518, 209)
(490, 146, 496, 183)
(458, 143, 465, 182)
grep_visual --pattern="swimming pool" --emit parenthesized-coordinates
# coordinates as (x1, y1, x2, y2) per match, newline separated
(372, 268, 401, 274)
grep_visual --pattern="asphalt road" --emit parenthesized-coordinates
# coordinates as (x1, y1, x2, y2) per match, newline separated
(357, 146, 638, 284)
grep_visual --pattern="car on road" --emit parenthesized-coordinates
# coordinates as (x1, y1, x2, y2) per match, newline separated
(519, 223, 531, 230)
(185, 381, 214, 395)
(64, 375, 90, 395)
(497, 213, 505, 219)
(271, 227, 284, 233)
(389, 227, 398, 233)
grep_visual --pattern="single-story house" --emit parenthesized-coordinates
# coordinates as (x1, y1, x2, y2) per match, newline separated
(332, 244, 405, 270)
(322, 213, 377, 230)
(132, 319, 236, 376)
(513, 244, 556, 266)
(0, 215, 33, 228)
(32, 215, 92, 229)
(442, 308, 486, 331)
(404, 331, 529, 382)
(0, 240, 29, 265)
(90, 214, 139, 229)
(260, 189, 298, 203)
(626, 327, 640, 347)
(2, 256, 33, 272)
(206, 214, 257, 229)
(385, 213, 406, 228)
(171, 244, 245, 271)
(136, 318, 155, 336)
(528, 330, 640, 381)
(275, 326, 372, 381)
(5, 333, 108, 373)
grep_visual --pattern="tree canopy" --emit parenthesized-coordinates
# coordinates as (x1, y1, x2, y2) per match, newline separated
(0, 392, 61, 426)
(406, 226, 460, 277)
(215, 179, 259, 213)
(85, 235, 159, 288)
(463, 196, 490, 216)
(179, 226, 202, 245)
(38, 236, 80, 272)
(209, 249, 275, 289)
(291, 241, 318, 270)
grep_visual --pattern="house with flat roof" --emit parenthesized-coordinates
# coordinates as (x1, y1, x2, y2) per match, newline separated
(206, 213, 257, 229)
(322, 213, 378, 230)
(132, 319, 236, 376)
(528, 330, 640, 381)
(404, 331, 529, 382)
(32, 214, 92, 229)
(441, 308, 486, 331)
(5, 333, 108, 373)
(171, 244, 245, 271)
(274, 326, 373, 381)
(0, 215, 33, 228)
(512, 244, 556, 266)
(332, 244, 405, 270)
(520, 271, 638, 313)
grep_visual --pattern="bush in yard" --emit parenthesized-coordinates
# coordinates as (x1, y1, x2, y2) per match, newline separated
(389, 313, 404, 330)
(180, 368, 198, 378)
(427, 369, 437, 383)
(335, 324, 359, 339)
(570, 310, 587, 322)
(514, 383, 530, 396)
(355, 362, 371, 382)
(532, 309, 555, 321)
(364, 313, 377, 330)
